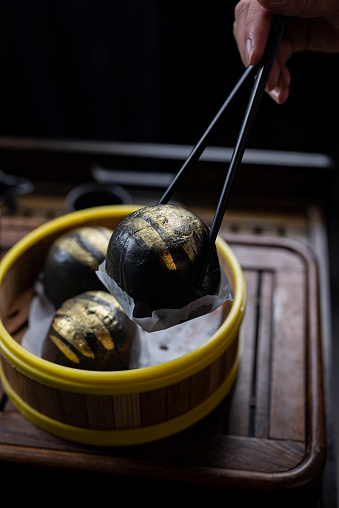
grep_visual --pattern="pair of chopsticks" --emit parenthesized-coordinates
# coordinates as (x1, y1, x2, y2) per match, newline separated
(158, 15, 294, 286)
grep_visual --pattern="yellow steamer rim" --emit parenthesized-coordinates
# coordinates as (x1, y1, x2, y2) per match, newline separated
(0, 205, 247, 446)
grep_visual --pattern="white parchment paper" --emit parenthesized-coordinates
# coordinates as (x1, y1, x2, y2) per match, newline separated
(96, 261, 233, 333)
(21, 280, 225, 369)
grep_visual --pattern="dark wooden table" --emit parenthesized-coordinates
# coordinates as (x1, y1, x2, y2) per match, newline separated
(0, 215, 328, 508)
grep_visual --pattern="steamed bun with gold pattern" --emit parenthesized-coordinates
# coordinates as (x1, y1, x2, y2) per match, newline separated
(41, 291, 137, 370)
(43, 226, 113, 308)
(105, 204, 221, 319)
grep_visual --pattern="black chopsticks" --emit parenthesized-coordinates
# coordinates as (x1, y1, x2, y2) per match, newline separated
(158, 15, 293, 287)
(157, 64, 256, 205)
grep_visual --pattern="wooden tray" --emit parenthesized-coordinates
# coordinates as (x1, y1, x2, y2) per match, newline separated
(0, 217, 326, 507)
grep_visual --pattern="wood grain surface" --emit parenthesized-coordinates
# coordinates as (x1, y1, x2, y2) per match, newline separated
(0, 216, 326, 507)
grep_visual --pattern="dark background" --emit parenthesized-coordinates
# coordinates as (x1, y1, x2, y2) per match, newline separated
(0, 0, 338, 159)
(1, 4, 339, 504)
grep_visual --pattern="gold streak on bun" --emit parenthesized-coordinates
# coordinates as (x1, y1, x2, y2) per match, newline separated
(42, 291, 137, 371)
(43, 226, 113, 308)
(105, 204, 221, 318)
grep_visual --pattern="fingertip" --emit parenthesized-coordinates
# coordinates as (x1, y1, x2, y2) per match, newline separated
(246, 38, 255, 66)
(267, 87, 289, 104)
(265, 60, 280, 92)
(279, 88, 290, 104)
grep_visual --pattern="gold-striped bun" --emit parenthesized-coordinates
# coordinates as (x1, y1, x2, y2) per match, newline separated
(43, 226, 113, 308)
(105, 204, 221, 318)
(41, 291, 137, 371)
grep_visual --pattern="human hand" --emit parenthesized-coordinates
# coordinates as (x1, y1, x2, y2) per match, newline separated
(233, 0, 339, 103)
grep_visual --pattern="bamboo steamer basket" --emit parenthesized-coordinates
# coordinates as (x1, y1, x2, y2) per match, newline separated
(0, 205, 246, 446)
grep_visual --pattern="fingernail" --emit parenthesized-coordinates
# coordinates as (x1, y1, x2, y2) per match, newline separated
(269, 87, 289, 105)
(246, 38, 254, 66)
(268, 89, 280, 103)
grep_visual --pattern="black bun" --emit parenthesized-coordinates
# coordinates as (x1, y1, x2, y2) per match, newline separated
(41, 290, 137, 370)
(43, 226, 113, 308)
(105, 204, 221, 318)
